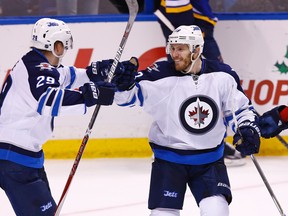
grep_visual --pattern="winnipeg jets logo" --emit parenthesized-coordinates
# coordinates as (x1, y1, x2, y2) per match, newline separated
(188, 98, 210, 127)
(179, 96, 218, 134)
(35, 62, 54, 71)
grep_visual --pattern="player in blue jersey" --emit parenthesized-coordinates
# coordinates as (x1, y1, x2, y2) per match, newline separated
(113, 25, 261, 216)
(0, 18, 121, 216)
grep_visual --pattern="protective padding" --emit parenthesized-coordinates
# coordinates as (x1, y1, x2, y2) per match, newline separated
(150, 208, 180, 216)
(199, 195, 229, 216)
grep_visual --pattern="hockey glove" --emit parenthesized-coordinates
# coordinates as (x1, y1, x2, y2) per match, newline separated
(233, 121, 261, 156)
(112, 57, 139, 91)
(259, 105, 288, 138)
(86, 59, 114, 82)
(79, 81, 116, 107)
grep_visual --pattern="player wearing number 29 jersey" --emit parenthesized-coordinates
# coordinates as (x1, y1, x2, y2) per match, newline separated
(0, 18, 116, 216)
(0, 48, 90, 168)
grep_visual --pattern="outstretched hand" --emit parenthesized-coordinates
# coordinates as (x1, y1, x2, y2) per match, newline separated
(86, 59, 114, 82)
(79, 81, 116, 107)
(112, 57, 139, 91)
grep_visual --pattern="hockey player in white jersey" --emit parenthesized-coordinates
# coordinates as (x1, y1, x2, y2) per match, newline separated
(113, 25, 261, 216)
(155, 0, 246, 166)
(0, 18, 121, 215)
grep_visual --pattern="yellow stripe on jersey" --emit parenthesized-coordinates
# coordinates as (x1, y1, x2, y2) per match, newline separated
(194, 13, 217, 26)
(161, 0, 192, 13)
(161, 0, 190, 6)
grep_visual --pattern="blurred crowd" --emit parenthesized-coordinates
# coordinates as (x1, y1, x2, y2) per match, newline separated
(0, 0, 118, 16)
(0, 0, 287, 17)
(210, 0, 288, 12)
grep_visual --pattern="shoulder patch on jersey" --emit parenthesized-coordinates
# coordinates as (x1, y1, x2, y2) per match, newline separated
(35, 62, 54, 71)
(147, 63, 160, 72)
(179, 95, 219, 134)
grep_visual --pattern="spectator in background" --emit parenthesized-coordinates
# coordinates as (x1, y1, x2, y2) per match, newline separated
(56, 0, 100, 15)
(109, 0, 145, 13)
(0, 0, 39, 16)
(0, 0, 101, 16)
(38, 0, 57, 15)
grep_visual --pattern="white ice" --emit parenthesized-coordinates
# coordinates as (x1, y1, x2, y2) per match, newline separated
(0, 156, 287, 216)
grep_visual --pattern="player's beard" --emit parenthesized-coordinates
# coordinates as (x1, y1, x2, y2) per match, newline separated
(174, 57, 192, 72)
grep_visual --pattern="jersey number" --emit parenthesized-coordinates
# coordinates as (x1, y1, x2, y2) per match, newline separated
(36, 76, 55, 88)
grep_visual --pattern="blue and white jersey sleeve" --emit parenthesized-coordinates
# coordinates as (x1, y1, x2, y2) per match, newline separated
(30, 66, 87, 117)
(219, 72, 256, 132)
(57, 66, 89, 89)
(0, 49, 91, 167)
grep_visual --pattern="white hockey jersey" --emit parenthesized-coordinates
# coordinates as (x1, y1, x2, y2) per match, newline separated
(115, 59, 257, 165)
(0, 48, 89, 168)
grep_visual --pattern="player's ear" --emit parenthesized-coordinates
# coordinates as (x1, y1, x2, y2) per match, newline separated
(54, 41, 64, 56)
(192, 46, 201, 60)
(195, 45, 201, 53)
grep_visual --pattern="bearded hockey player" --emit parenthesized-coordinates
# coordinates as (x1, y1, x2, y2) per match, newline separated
(113, 25, 261, 216)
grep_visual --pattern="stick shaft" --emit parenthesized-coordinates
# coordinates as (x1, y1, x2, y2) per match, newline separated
(250, 155, 286, 216)
(275, 134, 288, 149)
(54, 1, 138, 215)
(154, 9, 175, 31)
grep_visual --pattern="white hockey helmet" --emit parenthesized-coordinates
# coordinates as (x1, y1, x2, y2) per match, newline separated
(166, 25, 204, 55)
(31, 18, 73, 54)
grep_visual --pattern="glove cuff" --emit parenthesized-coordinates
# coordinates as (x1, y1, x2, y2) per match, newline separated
(239, 121, 261, 137)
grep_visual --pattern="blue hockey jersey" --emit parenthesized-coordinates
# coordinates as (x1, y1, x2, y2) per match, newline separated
(115, 59, 257, 165)
(160, 0, 217, 26)
(0, 48, 90, 168)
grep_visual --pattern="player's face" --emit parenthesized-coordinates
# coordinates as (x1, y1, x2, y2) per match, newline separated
(170, 44, 192, 71)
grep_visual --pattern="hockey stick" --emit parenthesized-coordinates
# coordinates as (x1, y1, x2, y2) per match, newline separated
(250, 154, 286, 216)
(232, 106, 286, 216)
(154, 9, 175, 31)
(234, 133, 286, 216)
(54, 1, 139, 215)
(275, 134, 288, 149)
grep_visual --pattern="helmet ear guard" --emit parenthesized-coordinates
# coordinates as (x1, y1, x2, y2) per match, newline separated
(166, 25, 204, 55)
(31, 18, 73, 55)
